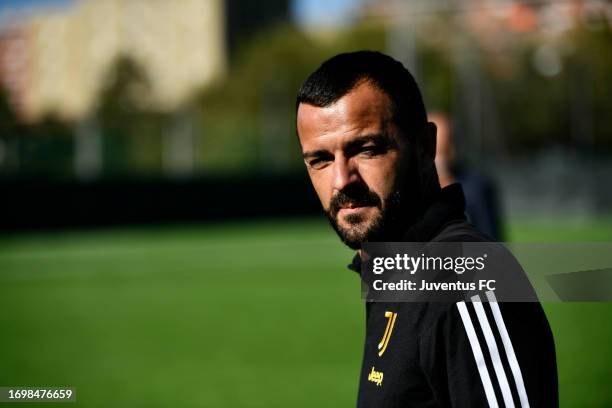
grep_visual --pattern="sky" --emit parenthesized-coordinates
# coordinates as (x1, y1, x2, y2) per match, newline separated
(0, 0, 363, 29)
(291, 0, 365, 29)
(0, 0, 71, 12)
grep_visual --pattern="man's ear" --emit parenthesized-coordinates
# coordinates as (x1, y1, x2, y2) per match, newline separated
(422, 122, 437, 160)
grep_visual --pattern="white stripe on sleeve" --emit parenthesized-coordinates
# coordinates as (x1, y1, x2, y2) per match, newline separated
(486, 291, 530, 408)
(456, 301, 499, 408)
(471, 295, 516, 408)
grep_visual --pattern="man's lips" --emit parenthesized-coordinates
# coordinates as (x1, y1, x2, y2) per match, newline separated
(338, 205, 372, 215)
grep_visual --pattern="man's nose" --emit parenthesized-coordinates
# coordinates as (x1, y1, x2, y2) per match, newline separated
(332, 156, 360, 192)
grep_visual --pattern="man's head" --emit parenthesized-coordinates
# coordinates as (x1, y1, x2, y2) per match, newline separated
(296, 51, 439, 249)
(430, 111, 457, 188)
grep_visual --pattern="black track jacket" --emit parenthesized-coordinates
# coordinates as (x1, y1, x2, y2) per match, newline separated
(349, 184, 558, 408)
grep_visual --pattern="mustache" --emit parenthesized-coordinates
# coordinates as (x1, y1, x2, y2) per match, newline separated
(328, 184, 382, 218)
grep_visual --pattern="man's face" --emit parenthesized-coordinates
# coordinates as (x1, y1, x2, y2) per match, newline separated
(296, 81, 410, 249)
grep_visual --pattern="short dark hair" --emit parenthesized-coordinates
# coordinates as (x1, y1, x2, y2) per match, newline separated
(296, 50, 427, 138)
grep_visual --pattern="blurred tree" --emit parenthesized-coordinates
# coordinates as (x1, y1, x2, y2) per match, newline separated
(568, 22, 612, 151)
(96, 55, 165, 177)
(0, 87, 17, 137)
(195, 24, 326, 173)
(0, 87, 74, 178)
(0, 87, 19, 175)
(487, 21, 612, 154)
(97, 55, 153, 120)
(22, 115, 73, 178)
(225, 0, 290, 59)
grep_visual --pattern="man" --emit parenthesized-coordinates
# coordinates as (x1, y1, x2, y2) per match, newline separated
(296, 51, 557, 407)
(431, 111, 504, 240)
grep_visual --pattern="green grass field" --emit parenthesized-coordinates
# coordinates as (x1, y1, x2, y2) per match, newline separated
(0, 217, 611, 407)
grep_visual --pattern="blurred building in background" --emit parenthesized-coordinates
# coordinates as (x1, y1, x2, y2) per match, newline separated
(0, 26, 29, 116)
(0, 0, 226, 121)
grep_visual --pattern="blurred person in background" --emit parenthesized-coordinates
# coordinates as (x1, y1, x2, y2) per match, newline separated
(296, 51, 556, 408)
(431, 111, 504, 241)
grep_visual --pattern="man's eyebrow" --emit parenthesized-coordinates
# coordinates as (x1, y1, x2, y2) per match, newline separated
(302, 149, 330, 160)
(302, 133, 395, 159)
(345, 133, 394, 149)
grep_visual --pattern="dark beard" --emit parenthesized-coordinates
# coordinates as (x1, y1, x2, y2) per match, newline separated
(325, 183, 403, 250)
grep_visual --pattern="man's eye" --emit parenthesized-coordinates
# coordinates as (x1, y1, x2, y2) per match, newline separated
(360, 145, 385, 157)
(308, 157, 331, 169)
